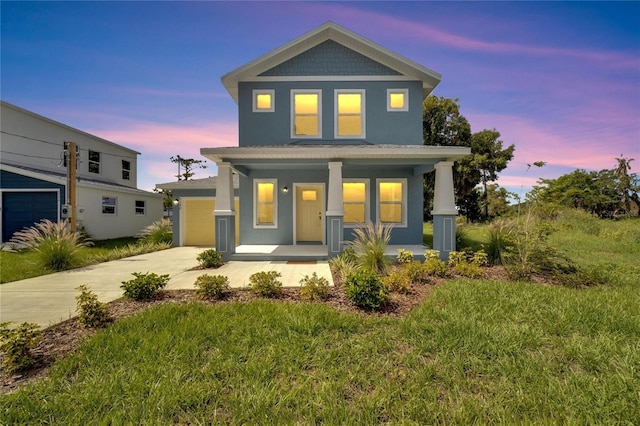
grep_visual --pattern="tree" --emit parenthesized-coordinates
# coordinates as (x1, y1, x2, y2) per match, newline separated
(614, 155, 636, 213)
(470, 129, 515, 220)
(484, 184, 514, 218)
(422, 97, 474, 220)
(153, 188, 174, 213)
(170, 155, 206, 181)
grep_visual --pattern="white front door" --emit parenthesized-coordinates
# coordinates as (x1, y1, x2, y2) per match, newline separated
(295, 184, 324, 243)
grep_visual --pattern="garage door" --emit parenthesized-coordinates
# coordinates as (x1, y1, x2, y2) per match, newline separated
(182, 198, 239, 246)
(2, 191, 59, 242)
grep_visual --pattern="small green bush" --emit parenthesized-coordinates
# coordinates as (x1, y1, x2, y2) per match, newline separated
(339, 247, 358, 264)
(194, 274, 230, 300)
(344, 269, 389, 311)
(396, 248, 414, 264)
(347, 222, 392, 275)
(197, 249, 223, 268)
(424, 249, 440, 261)
(447, 251, 467, 267)
(0, 322, 42, 373)
(453, 262, 484, 278)
(422, 258, 449, 278)
(299, 272, 331, 301)
(136, 218, 173, 244)
(383, 272, 411, 294)
(249, 271, 283, 298)
(402, 261, 429, 284)
(121, 272, 169, 300)
(75, 285, 112, 328)
(9, 219, 92, 271)
(472, 250, 489, 267)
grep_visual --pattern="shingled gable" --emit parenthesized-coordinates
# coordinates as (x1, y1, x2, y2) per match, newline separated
(221, 21, 442, 103)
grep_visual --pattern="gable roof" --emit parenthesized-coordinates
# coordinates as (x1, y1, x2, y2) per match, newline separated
(221, 22, 441, 103)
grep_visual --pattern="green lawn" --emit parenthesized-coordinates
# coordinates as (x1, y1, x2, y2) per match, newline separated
(0, 237, 140, 283)
(2, 215, 639, 423)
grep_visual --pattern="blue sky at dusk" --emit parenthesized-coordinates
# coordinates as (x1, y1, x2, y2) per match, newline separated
(2, 1, 638, 197)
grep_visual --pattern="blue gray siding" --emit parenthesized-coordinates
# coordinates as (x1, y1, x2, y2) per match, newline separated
(238, 80, 423, 147)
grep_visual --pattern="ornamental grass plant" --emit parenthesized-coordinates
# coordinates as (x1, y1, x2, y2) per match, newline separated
(9, 219, 92, 271)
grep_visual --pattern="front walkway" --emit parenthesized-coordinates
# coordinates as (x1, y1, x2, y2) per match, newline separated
(0, 247, 332, 328)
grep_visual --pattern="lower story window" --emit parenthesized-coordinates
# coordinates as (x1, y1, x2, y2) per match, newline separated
(343, 180, 369, 226)
(377, 179, 406, 226)
(135, 200, 145, 215)
(254, 179, 277, 228)
(102, 196, 117, 215)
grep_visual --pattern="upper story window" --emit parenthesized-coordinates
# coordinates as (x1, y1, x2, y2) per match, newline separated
(254, 179, 277, 228)
(88, 150, 101, 174)
(335, 89, 365, 138)
(387, 89, 409, 112)
(343, 180, 370, 227)
(122, 160, 131, 180)
(377, 179, 407, 227)
(291, 90, 322, 138)
(253, 89, 275, 112)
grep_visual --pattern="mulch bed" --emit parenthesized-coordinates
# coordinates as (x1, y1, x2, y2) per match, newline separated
(1, 265, 514, 394)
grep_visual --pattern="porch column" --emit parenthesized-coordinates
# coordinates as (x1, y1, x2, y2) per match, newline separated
(213, 162, 236, 261)
(326, 161, 344, 258)
(431, 161, 457, 261)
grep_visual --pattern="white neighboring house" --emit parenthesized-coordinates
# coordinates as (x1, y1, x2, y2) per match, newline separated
(0, 101, 163, 241)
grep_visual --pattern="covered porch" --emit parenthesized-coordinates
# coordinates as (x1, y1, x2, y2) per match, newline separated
(231, 244, 431, 262)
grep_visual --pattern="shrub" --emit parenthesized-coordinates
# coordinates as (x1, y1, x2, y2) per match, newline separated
(194, 274, 230, 300)
(197, 249, 223, 268)
(328, 255, 357, 282)
(299, 272, 331, 301)
(453, 262, 484, 278)
(346, 222, 392, 275)
(0, 322, 42, 373)
(121, 272, 169, 300)
(92, 241, 171, 263)
(472, 250, 489, 267)
(75, 285, 112, 328)
(485, 219, 513, 265)
(402, 261, 429, 284)
(424, 249, 440, 261)
(344, 269, 389, 311)
(136, 218, 173, 244)
(339, 247, 358, 264)
(383, 271, 411, 294)
(447, 251, 467, 267)
(249, 271, 283, 298)
(9, 219, 92, 271)
(396, 248, 414, 264)
(422, 258, 449, 277)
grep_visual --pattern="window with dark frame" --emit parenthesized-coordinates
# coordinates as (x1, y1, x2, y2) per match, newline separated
(88, 150, 101, 174)
(122, 160, 131, 180)
(135, 200, 145, 215)
(102, 196, 116, 215)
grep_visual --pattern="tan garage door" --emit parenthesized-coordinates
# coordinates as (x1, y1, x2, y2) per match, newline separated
(183, 198, 239, 246)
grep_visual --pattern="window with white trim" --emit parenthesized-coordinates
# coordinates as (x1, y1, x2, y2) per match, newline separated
(135, 200, 145, 215)
(253, 89, 275, 112)
(254, 179, 277, 228)
(122, 160, 131, 180)
(335, 89, 365, 138)
(387, 89, 409, 112)
(342, 180, 369, 227)
(102, 196, 117, 215)
(377, 179, 407, 226)
(291, 90, 321, 138)
(88, 150, 101, 174)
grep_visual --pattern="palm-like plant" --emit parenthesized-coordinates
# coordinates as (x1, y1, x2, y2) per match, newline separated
(10, 219, 93, 271)
(136, 218, 172, 244)
(346, 222, 392, 275)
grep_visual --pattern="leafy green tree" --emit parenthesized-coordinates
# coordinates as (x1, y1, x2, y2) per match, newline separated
(170, 155, 206, 181)
(614, 156, 636, 213)
(484, 184, 513, 218)
(470, 129, 515, 220)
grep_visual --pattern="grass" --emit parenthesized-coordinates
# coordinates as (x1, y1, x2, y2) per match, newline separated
(0, 237, 156, 283)
(2, 213, 639, 423)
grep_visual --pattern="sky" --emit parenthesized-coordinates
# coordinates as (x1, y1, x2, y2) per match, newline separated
(2, 1, 639, 199)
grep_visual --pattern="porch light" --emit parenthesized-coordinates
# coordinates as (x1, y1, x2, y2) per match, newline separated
(282, 186, 289, 194)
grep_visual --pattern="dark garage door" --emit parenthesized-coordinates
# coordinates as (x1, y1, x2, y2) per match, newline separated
(2, 192, 59, 242)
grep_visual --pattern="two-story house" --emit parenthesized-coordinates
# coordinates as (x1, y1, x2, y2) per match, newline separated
(162, 22, 469, 260)
(1, 101, 163, 242)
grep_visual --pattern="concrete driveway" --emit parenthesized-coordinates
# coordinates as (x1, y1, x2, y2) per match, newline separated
(0, 247, 333, 328)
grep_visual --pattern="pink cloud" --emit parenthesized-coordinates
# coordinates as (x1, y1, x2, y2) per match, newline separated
(295, 3, 638, 70)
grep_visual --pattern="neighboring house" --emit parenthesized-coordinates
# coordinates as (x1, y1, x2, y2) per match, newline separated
(165, 22, 470, 260)
(0, 101, 163, 241)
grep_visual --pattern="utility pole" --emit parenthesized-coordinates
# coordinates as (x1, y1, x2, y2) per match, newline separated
(65, 141, 78, 231)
